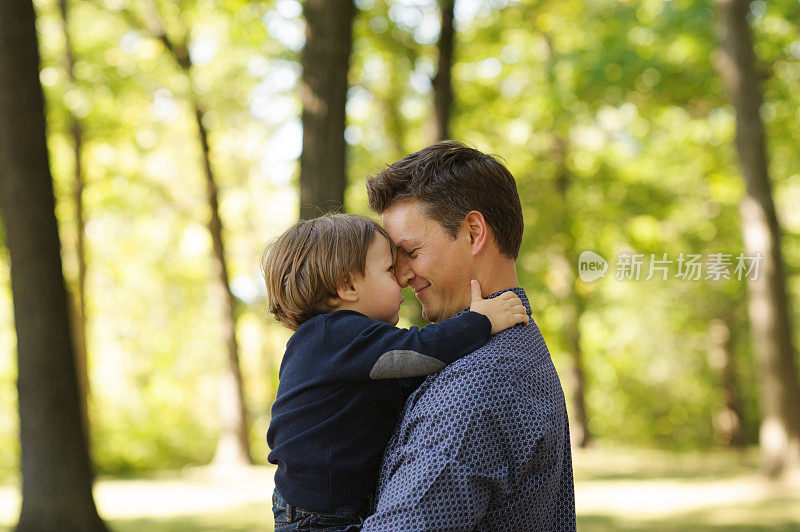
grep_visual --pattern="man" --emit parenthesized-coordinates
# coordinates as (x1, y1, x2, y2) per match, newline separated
(361, 141, 576, 531)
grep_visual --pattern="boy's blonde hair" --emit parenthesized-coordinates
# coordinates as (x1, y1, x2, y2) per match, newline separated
(260, 214, 394, 330)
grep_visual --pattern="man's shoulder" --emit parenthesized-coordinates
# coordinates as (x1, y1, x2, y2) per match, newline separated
(438, 317, 549, 375)
(409, 345, 519, 416)
(407, 319, 556, 411)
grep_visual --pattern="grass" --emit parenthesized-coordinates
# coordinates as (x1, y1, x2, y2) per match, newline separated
(1, 446, 799, 531)
(573, 446, 800, 530)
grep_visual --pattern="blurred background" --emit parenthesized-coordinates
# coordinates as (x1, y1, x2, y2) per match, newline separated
(0, 0, 799, 530)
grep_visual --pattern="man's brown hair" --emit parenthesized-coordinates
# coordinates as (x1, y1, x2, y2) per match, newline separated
(366, 140, 523, 259)
(260, 214, 393, 330)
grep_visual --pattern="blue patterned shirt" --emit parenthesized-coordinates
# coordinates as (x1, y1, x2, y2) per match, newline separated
(362, 288, 576, 531)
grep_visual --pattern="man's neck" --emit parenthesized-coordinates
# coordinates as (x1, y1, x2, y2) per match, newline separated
(474, 257, 520, 297)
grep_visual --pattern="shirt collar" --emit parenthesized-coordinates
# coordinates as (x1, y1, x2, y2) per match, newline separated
(458, 286, 532, 318)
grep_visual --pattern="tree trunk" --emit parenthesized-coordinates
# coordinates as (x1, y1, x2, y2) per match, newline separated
(432, 0, 455, 141)
(554, 140, 592, 448)
(717, 0, 800, 477)
(381, 58, 410, 159)
(130, 3, 253, 466)
(299, 0, 354, 219)
(0, 1, 106, 529)
(707, 318, 748, 447)
(194, 101, 253, 467)
(58, 0, 91, 457)
(562, 289, 590, 447)
(542, 34, 592, 448)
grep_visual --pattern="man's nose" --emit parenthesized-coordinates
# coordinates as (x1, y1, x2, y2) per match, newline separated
(394, 254, 413, 287)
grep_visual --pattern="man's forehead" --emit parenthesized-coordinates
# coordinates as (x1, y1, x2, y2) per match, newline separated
(381, 200, 428, 226)
(386, 231, 422, 249)
(381, 203, 430, 244)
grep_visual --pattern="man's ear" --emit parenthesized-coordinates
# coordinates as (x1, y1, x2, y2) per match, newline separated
(464, 211, 488, 256)
(335, 275, 360, 303)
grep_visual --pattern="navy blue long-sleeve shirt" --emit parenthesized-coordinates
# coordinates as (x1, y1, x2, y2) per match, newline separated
(266, 308, 492, 512)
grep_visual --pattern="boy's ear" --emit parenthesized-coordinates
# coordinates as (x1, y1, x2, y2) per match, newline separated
(335, 275, 359, 302)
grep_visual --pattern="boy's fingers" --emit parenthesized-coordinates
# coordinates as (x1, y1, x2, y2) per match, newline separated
(470, 279, 482, 302)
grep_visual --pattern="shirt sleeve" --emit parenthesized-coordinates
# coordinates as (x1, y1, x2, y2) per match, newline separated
(361, 370, 519, 531)
(327, 310, 491, 381)
(398, 375, 426, 401)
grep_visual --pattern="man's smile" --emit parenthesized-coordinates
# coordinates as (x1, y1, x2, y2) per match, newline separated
(412, 282, 431, 296)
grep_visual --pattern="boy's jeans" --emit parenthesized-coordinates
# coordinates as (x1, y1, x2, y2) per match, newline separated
(272, 488, 372, 532)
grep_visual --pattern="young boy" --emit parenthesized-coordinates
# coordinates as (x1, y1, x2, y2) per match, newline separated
(261, 214, 528, 531)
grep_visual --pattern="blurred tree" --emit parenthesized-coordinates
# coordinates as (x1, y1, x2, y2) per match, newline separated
(552, 147, 592, 448)
(57, 0, 91, 454)
(717, 0, 800, 477)
(541, 31, 592, 448)
(453, 0, 758, 450)
(124, 0, 253, 467)
(0, 0, 106, 529)
(707, 317, 747, 447)
(432, 0, 454, 141)
(2, 0, 798, 479)
(300, 0, 354, 218)
(347, 1, 429, 326)
(348, 0, 421, 166)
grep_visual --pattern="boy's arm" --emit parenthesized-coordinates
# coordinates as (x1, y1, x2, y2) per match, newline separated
(330, 281, 528, 380)
(328, 309, 489, 381)
(398, 376, 426, 400)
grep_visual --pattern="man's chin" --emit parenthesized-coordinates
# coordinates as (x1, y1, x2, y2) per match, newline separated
(421, 306, 441, 323)
(421, 307, 431, 322)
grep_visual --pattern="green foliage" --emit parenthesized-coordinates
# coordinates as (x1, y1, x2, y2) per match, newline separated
(0, 0, 798, 477)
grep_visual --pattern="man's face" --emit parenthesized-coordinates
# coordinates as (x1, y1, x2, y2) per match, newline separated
(382, 200, 475, 323)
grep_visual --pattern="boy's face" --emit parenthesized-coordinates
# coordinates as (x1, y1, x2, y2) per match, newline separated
(352, 233, 405, 325)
